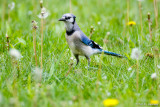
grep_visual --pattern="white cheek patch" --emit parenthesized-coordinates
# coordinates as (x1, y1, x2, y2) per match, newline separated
(68, 18, 74, 23)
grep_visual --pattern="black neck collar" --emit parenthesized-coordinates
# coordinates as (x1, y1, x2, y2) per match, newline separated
(66, 30, 75, 36)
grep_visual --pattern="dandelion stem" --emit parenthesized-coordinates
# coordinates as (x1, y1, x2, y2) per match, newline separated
(138, 1, 143, 35)
(136, 60, 139, 92)
(147, 12, 152, 42)
(153, 48, 159, 102)
(33, 30, 38, 67)
(65, 62, 73, 77)
(6, 34, 9, 52)
(153, 0, 158, 30)
(41, 17, 43, 69)
(126, 0, 130, 41)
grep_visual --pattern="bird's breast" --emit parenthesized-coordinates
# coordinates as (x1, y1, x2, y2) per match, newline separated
(65, 31, 83, 55)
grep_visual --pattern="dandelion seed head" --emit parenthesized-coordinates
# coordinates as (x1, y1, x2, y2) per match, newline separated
(32, 20, 38, 29)
(9, 49, 22, 60)
(8, 2, 15, 10)
(151, 73, 157, 79)
(38, 7, 49, 19)
(33, 67, 42, 82)
(131, 48, 142, 60)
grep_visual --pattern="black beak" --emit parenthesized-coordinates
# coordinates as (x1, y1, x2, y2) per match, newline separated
(58, 18, 66, 21)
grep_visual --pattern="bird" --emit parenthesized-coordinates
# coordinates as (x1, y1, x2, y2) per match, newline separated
(59, 13, 124, 67)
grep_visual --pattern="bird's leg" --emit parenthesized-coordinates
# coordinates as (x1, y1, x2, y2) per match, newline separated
(73, 54, 79, 70)
(85, 56, 91, 69)
(74, 54, 79, 66)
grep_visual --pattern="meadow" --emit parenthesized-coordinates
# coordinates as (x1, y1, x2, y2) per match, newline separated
(0, 0, 160, 107)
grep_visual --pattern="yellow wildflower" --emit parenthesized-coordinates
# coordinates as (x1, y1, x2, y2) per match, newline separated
(127, 21, 136, 26)
(150, 100, 159, 105)
(103, 99, 119, 106)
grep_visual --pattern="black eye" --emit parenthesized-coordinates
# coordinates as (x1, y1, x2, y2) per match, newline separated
(66, 17, 71, 19)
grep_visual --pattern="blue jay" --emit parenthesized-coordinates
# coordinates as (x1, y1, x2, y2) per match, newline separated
(59, 13, 124, 67)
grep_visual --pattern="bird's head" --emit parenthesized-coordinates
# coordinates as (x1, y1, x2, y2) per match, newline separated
(59, 13, 76, 24)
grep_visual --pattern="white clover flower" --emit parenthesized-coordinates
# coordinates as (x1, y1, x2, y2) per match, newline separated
(128, 67, 132, 71)
(97, 21, 101, 25)
(33, 67, 42, 82)
(131, 48, 142, 60)
(38, 7, 49, 19)
(157, 65, 160, 69)
(151, 73, 157, 79)
(70, 57, 74, 60)
(8, 2, 15, 10)
(9, 49, 22, 60)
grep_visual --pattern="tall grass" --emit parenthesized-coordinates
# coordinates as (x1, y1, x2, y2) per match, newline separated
(0, 0, 159, 106)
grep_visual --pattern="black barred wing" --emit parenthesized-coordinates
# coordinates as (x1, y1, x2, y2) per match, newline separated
(88, 40, 103, 49)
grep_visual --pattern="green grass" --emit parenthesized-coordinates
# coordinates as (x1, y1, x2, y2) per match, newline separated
(0, 0, 160, 107)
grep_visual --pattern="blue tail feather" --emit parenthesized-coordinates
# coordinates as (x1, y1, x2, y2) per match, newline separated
(99, 49, 124, 58)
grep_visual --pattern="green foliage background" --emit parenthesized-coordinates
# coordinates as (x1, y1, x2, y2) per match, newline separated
(0, 0, 160, 106)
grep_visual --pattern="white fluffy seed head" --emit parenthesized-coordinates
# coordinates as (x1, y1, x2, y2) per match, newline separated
(131, 48, 142, 60)
(157, 65, 160, 69)
(38, 7, 49, 19)
(9, 49, 22, 60)
(8, 2, 15, 10)
(33, 67, 42, 82)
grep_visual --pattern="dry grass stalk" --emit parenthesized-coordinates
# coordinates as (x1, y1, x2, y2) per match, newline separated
(147, 12, 152, 42)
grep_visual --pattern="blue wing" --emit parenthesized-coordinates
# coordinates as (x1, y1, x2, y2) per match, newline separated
(79, 31, 125, 58)
(80, 32, 102, 49)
